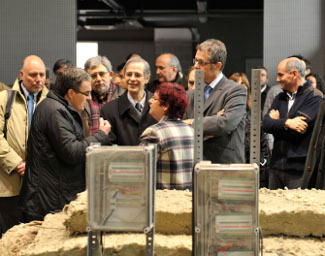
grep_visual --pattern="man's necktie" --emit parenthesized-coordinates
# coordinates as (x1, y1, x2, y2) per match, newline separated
(204, 85, 212, 101)
(27, 93, 34, 128)
(135, 102, 142, 113)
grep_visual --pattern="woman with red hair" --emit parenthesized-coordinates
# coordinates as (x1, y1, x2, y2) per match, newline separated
(140, 82, 194, 190)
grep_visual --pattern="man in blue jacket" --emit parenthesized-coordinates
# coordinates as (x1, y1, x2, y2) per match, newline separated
(263, 57, 323, 189)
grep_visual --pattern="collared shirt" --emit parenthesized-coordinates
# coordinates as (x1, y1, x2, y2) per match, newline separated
(127, 91, 146, 114)
(286, 91, 297, 112)
(20, 82, 40, 112)
(209, 72, 224, 89)
(261, 84, 267, 93)
(88, 82, 116, 135)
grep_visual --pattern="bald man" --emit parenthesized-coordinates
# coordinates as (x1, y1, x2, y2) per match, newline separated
(263, 57, 322, 190)
(147, 53, 188, 93)
(0, 55, 48, 236)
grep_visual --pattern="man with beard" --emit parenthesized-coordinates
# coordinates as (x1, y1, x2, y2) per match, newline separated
(81, 56, 118, 136)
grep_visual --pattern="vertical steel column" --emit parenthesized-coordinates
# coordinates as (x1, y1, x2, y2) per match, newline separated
(250, 69, 261, 255)
(193, 69, 205, 256)
(193, 70, 205, 164)
(250, 69, 261, 166)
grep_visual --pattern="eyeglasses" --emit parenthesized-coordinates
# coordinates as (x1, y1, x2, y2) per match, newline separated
(74, 89, 91, 97)
(193, 58, 215, 67)
(89, 71, 108, 79)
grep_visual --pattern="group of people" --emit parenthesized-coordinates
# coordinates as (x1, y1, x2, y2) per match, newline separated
(0, 38, 324, 238)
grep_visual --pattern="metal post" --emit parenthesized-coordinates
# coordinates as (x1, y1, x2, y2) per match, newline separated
(250, 68, 262, 254)
(193, 70, 205, 164)
(87, 229, 103, 256)
(250, 69, 261, 166)
(193, 69, 205, 256)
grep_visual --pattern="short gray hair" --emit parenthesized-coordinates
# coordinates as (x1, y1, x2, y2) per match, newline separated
(164, 53, 182, 72)
(84, 55, 112, 73)
(123, 57, 151, 78)
(197, 39, 227, 71)
(285, 58, 306, 77)
(55, 67, 91, 97)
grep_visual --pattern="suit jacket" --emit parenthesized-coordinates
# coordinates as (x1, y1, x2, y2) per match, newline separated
(100, 90, 157, 145)
(184, 76, 247, 163)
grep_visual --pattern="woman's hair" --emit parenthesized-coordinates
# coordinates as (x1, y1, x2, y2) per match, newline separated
(229, 72, 251, 110)
(155, 82, 189, 119)
(306, 72, 325, 95)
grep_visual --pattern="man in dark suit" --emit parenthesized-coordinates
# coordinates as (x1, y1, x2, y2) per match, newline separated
(183, 39, 247, 163)
(101, 57, 157, 145)
(254, 66, 270, 111)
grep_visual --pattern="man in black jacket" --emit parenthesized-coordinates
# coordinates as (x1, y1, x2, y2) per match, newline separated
(19, 67, 111, 222)
(263, 57, 322, 189)
(101, 57, 157, 145)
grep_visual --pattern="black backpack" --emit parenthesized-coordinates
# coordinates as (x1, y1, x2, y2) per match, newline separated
(3, 90, 16, 139)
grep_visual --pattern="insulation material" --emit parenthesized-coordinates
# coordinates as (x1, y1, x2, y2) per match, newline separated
(2, 188, 325, 256)
(259, 188, 325, 237)
(63, 189, 192, 235)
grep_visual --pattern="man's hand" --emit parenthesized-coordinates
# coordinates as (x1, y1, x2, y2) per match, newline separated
(183, 119, 194, 126)
(99, 117, 111, 135)
(285, 116, 308, 134)
(269, 109, 280, 119)
(16, 161, 26, 176)
(218, 109, 225, 116)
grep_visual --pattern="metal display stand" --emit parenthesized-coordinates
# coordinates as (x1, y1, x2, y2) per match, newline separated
(192, 69, 261, 255)
(86, 145, 157, 256)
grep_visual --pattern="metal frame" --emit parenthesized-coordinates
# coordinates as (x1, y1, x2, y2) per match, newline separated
(193, 69, 205, 164)
(86, 145, 156, 256)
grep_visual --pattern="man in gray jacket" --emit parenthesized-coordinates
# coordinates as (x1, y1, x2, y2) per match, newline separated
(184, 39, 247, 163)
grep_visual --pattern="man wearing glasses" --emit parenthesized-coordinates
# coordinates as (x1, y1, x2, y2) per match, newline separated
(82, 55, 118, 136)
(19, 67, 111, 223)
(183, 39, 247, 164)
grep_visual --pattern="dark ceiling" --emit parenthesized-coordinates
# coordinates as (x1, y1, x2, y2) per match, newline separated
(77, 0, 263, 30)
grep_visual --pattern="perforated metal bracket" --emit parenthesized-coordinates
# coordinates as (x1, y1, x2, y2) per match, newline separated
(87, 228, 103, 256)
(193, 70, 205, 256)
(193, 70, 205, 164)
(250, 69, 261, 166)
(144, 226, 155, 256)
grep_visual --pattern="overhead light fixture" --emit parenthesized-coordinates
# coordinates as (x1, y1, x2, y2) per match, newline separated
(197, 0, 207, 23)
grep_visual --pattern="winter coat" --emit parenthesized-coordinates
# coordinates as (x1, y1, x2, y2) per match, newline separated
(0, 79, 48, 197)
(19, 90, 109, 222)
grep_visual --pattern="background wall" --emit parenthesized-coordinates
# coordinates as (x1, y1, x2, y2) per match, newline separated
(78, 11, 263, 81)
(264, 0, 325, 85)
(0, 0, 76, 85)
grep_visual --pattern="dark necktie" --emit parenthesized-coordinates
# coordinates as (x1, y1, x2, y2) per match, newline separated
(204, 85, 212, 101)
(135, 102, 142, 113)
(27, 93, 34, 128)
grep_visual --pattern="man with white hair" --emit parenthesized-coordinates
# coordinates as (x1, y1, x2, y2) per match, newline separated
(147, 53, 188, 92)
(263, 57, 322, 189)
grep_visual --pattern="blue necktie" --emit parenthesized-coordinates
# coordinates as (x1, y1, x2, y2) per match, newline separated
(27, 93, 34, 128)
(204, 85, 212, 101)
(135, 102, 142, 113)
